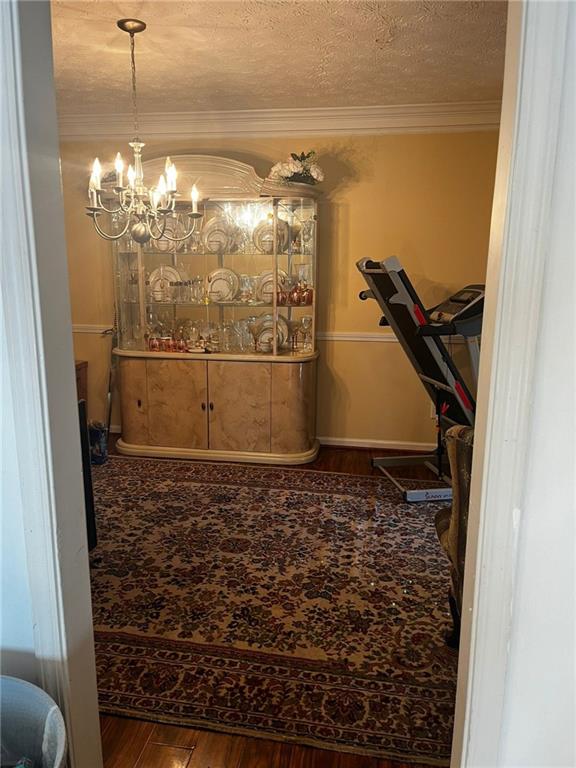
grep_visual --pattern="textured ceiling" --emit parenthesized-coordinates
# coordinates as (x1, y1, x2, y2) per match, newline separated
(51, 0, 507, 115)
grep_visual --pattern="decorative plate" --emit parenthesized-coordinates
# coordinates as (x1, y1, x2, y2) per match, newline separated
(255, 313, 289, 348)
(255, 269, 289, 303)
(252, 218, 289, 254)
(207, 268, 240, 303)
(202, 216, 240, 254)
(148, 265, 181, 303)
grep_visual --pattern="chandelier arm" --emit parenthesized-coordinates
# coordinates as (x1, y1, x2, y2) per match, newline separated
(92, 215, 131, 241)
(147, 216, 169, 241)
(96, 200, 125, 215)
(118, 193, 137, 214)
(153, 217, 200, 243)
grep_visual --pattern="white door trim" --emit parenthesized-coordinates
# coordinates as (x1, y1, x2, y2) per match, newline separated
(8, 0, 571, 766)
(2, 2, 102, 766)
(451, 1, 572, 765)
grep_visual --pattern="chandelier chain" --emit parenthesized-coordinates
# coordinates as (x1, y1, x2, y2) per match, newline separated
(130, 32, 139, 138)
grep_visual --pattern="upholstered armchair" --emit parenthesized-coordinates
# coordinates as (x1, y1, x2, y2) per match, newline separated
(435, 425, 474, 648)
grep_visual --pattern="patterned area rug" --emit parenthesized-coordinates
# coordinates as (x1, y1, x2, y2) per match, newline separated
(90, 457, 457, 765)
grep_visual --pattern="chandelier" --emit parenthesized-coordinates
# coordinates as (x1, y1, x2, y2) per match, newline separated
(86, 19, 203, 244)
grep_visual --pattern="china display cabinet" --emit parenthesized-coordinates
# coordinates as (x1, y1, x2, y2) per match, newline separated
(113, 155, 319, 463)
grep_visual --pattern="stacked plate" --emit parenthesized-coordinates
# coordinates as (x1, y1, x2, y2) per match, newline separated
(252, 219, 289, 254)
(148, 265, 181, 302)
(202, 216, 241, 254)
(207, 268, 240, 302)
(253, 313, 289, 350)
(255, 269, 289, 303)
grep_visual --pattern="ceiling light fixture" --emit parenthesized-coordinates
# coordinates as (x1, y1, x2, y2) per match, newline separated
(86, 19, 202, 244)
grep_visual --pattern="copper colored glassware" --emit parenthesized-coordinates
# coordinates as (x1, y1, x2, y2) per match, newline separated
(289, 283, 302, 305)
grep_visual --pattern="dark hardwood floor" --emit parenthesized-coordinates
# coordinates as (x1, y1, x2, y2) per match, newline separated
(108, 436, 438, 481)
(100, 441, 439, 767)
(100, 714, 429, 768)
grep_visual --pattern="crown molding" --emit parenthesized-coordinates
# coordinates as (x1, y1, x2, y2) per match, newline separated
(57, 101, 501, 140)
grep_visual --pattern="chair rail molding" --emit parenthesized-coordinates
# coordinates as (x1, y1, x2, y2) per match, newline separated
(58, 101, 502, 140)
(316, 331, 466, 344)
(72, 325, 468, 345)
(72, 323, 113, 334)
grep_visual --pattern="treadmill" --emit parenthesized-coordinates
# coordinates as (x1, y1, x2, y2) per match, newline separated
(357, 256, 483, 502)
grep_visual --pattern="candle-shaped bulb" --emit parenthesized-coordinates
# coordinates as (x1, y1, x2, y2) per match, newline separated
(165, 156, 172, 173)
(191, 184, 199, 214)
(166, 162, 177, 192)
(114, 152, 124, 187)
(127, 164, 136, 189)
(157, 175, 167, 209)
(88, 174, 98, 206)
(92, 158, 102, 187)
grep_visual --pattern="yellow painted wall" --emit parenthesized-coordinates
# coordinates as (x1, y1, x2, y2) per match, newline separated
(61, 132, 498, 445)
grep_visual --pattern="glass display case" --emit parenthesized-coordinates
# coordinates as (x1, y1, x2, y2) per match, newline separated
(114, 196, 316, 358)
(113, 155, 320, 464)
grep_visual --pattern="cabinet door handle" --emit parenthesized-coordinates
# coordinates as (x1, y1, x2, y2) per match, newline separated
(209, 402, 214, 411)
(201, 402, 206, 411)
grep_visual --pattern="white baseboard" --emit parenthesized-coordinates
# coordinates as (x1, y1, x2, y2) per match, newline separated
(108, 428, 435, 452)
(318, 436, 436, 452)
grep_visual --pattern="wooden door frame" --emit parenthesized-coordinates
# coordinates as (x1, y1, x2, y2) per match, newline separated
(6, 0, 571, 766)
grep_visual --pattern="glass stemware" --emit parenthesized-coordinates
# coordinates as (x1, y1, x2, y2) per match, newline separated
(300, 316, 313, 351)
(287, 319, 301, 351)
(247, 317, 259, 353)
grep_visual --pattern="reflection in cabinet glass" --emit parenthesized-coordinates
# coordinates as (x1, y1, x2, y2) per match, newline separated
(114, 155, 319, 464)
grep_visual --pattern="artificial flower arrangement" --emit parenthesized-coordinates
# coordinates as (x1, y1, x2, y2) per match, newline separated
(268, 151, 324, 185)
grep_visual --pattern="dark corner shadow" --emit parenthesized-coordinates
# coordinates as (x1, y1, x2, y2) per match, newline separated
(0, 648, 39, 683)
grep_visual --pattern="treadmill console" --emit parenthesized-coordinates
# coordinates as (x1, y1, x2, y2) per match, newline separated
(429, 285, 484, 324)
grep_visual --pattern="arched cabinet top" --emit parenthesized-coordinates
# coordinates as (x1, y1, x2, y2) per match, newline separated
(141, 153, 320, 200)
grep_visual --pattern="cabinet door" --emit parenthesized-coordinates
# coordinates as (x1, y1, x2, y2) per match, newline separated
(119, 358, 149, 444)
(147, 359, 208, 449)
(271, 360, 316, 454)
(208, 361, 271, 453)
